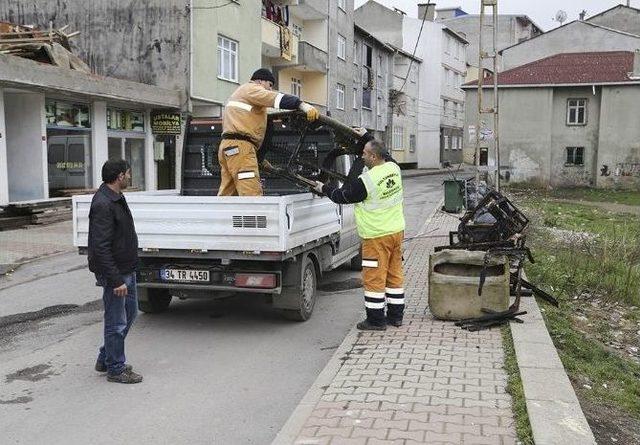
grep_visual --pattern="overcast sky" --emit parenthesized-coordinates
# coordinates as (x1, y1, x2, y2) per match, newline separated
(354, 0, 634, 31)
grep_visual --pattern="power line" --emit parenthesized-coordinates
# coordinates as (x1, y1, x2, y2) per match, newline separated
(397, 0, 431, 94)
(191, 0, 236, 10)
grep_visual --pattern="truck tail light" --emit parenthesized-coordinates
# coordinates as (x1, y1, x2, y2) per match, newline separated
(234, 273, 277, 289)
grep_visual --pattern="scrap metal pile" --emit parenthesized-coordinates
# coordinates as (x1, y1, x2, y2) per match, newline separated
(0, 21, 90, 73)
(436, 187, 559, 331)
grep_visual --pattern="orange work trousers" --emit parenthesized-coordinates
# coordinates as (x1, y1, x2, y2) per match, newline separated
(217, 139, 263, 196)
(361, 231, 405, 325)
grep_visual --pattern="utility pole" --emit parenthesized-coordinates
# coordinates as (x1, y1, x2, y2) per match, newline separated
(475, 0, 500, 191)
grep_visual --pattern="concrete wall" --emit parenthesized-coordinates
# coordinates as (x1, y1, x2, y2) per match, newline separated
(550, 87, 601, 187)
(0, 89, 7, 205)
(327, 0, 355, 123)
(355, 1, 403, 47)
(192, 0, 261, 105)
(597, 85, 640, 189)
(588, 6, 640, 36)
(389, 53, 419, 165)
(4, 92, 47, 201)
(441, 15, 539, 68)
(501, 21, 640, 70)
(0, 0, 189, 91)
(464, 88, 554, 183)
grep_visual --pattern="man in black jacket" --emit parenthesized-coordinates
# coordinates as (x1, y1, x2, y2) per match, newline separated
(88, 159, 142, 384)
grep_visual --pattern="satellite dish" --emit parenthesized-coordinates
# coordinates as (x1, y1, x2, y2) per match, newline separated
(555, 10, 567, 24)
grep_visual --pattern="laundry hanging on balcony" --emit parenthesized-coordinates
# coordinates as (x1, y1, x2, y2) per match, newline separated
(280, 25, 292, 61)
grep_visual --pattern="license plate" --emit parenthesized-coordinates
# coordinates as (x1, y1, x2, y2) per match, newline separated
(160, 268, 210, 283)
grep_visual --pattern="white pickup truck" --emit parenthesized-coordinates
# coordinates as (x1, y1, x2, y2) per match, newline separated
(73, 113, 362, 321)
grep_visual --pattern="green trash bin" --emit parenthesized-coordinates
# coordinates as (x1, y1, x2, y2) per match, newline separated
(443, 179, 465, 213)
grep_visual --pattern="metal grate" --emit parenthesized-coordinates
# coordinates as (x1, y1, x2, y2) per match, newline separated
(232, 215, 267, 229)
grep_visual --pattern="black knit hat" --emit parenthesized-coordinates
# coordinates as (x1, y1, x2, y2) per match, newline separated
(251, 68, 276, 84)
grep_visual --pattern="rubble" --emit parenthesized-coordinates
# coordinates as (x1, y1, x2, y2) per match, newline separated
(0, 21, 90, 73)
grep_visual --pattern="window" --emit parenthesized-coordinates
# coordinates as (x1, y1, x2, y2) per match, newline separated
(567, 99, 587, 125)
(338, 0, 346, 11)
(353, 42, 358, 64)
(377, 54, 383, 76)
(107, 108, 144, 132)
(393, 126, 404, 151)
(291, 78, 302, 97)
(409, 134, 416, 153)
(566, 147, 584, 165)
(337, 34, 346, 60)
(353, 87, 358, 109)
(364, 44, 372, 67)
(377, 96, 382, 116)
(444, 135, 450, 150)
(443, 99, 449, 116)
(362, 88, 372, 109)
(336, 83, 345, 110)
(411, 98, 416, 117)
(46, 100, 91, 128)
(217, 35, 238, 82)
(452, 135, 458, 150)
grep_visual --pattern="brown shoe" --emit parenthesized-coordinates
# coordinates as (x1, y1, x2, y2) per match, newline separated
(107, 369, 143, 384)
(95, 361, 132, 373)
(356, 320, 386, 331)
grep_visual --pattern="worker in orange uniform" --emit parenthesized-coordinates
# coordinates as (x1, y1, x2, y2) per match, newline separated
(314, 139, 405, 330)
(218, 68, 319, 196)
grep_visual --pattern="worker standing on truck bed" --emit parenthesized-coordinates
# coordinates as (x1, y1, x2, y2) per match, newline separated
(218, 68, 319, 196)
(313, 139, 405, 331)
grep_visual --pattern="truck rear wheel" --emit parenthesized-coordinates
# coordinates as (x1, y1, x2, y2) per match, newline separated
(281, 256, 317, 321)
(138, 288, 172, 313)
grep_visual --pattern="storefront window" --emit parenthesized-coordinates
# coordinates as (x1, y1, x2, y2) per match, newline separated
(46, 100, 91, 128)
(107, 108, 145, 132)
(108, 136, 145, 190)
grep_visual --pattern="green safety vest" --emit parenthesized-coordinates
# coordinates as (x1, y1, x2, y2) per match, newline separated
(355, 162, 405, 239)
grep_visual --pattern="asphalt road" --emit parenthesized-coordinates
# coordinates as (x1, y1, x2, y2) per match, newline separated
(0, 174, 446, 445)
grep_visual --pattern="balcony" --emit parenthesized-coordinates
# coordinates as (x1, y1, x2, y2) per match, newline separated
(293, 41, 327, 73)
(261, 17, 299, 63)
(272, 0, 327, 20)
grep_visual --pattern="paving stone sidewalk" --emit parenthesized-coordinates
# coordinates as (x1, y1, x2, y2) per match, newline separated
(0, 220, 74, 274)
(283, 210, 517, 445)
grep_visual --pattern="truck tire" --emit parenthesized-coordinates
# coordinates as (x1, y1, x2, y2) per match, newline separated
(350, 249, 363, 271)
(281, 256, 317, 321)
(138, 288, 172, 313)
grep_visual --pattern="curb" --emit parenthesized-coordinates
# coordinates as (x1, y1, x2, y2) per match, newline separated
(0, 249, 76, 277)
(510, 296, 597, 444)
(271, 200, 445, 445)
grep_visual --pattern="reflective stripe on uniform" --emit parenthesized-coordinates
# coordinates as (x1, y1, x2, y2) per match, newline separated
(364, 290, 385, 299)
(362, 259, 379, 268)
(364, 300, 385, 309)
(224, 147, 240, 156)
(274, 93, 284, 109)
(238, 171, 256, 180)
(359, 194, 403, 211)
(386, 297, 405, 305)
(385, 287, 405, 295)
(227, 100, 252, 112)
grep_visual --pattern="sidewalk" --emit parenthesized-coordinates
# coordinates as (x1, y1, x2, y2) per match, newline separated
(0, 220, 74, 274)
(275, 209, 517, 445)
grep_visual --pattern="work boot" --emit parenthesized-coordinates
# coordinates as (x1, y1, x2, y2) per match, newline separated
(107, 369, 143, 384)
(95, 361, 132, 373)
(356, 319, 386, 331)
(386, 318, 403, 327)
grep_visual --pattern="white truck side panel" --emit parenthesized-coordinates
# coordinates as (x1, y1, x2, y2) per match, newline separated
(73, 192, 342, 253)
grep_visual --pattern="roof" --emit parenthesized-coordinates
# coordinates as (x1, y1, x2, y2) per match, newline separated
(443, 26, 468, 44)
(463, 51, 640, 88)
(386, 43, 423, 63)
(499, 19, 640, 54)
(441, 14, 543, 34)
(586, 4, 640, 22)
(354, 24, 395, 52)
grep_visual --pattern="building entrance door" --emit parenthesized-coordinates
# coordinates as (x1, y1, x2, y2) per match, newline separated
(47, 132, 92, 194)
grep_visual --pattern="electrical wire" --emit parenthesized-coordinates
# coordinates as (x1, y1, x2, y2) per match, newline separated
(191, 0, 236, 10)
(397, 0, 430, 94)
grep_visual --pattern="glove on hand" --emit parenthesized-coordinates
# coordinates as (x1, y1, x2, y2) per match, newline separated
(313, 181, 325, 194)
(299, 102, 320, 121)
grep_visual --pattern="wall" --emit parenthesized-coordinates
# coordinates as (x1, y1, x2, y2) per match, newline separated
(0, 89, 7, 205)
(327, 0, 355, 124)
(549, 87, 601, 187)
(354, 1, 404, 48)
(588, 6, 640, 36)
(501, 21, 640, 70)
(192, 0, 261, 104)
(0, 0, 189, 91)
(4, 92, 47, 201)
(597, 85, 640, 189)
(277, 68, 327, 107)
(464, 87, 554, 183)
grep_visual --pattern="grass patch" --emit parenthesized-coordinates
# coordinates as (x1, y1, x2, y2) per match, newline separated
(505, 183, 640, 206)
(501, 326, 534, 445)
(507, 185, 640, 423)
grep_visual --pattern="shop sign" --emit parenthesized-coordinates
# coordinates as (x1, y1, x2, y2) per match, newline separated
(151, 112, 182, 134)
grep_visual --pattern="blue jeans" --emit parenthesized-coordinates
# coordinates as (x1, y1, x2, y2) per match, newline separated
(96, 272, 138, 375)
